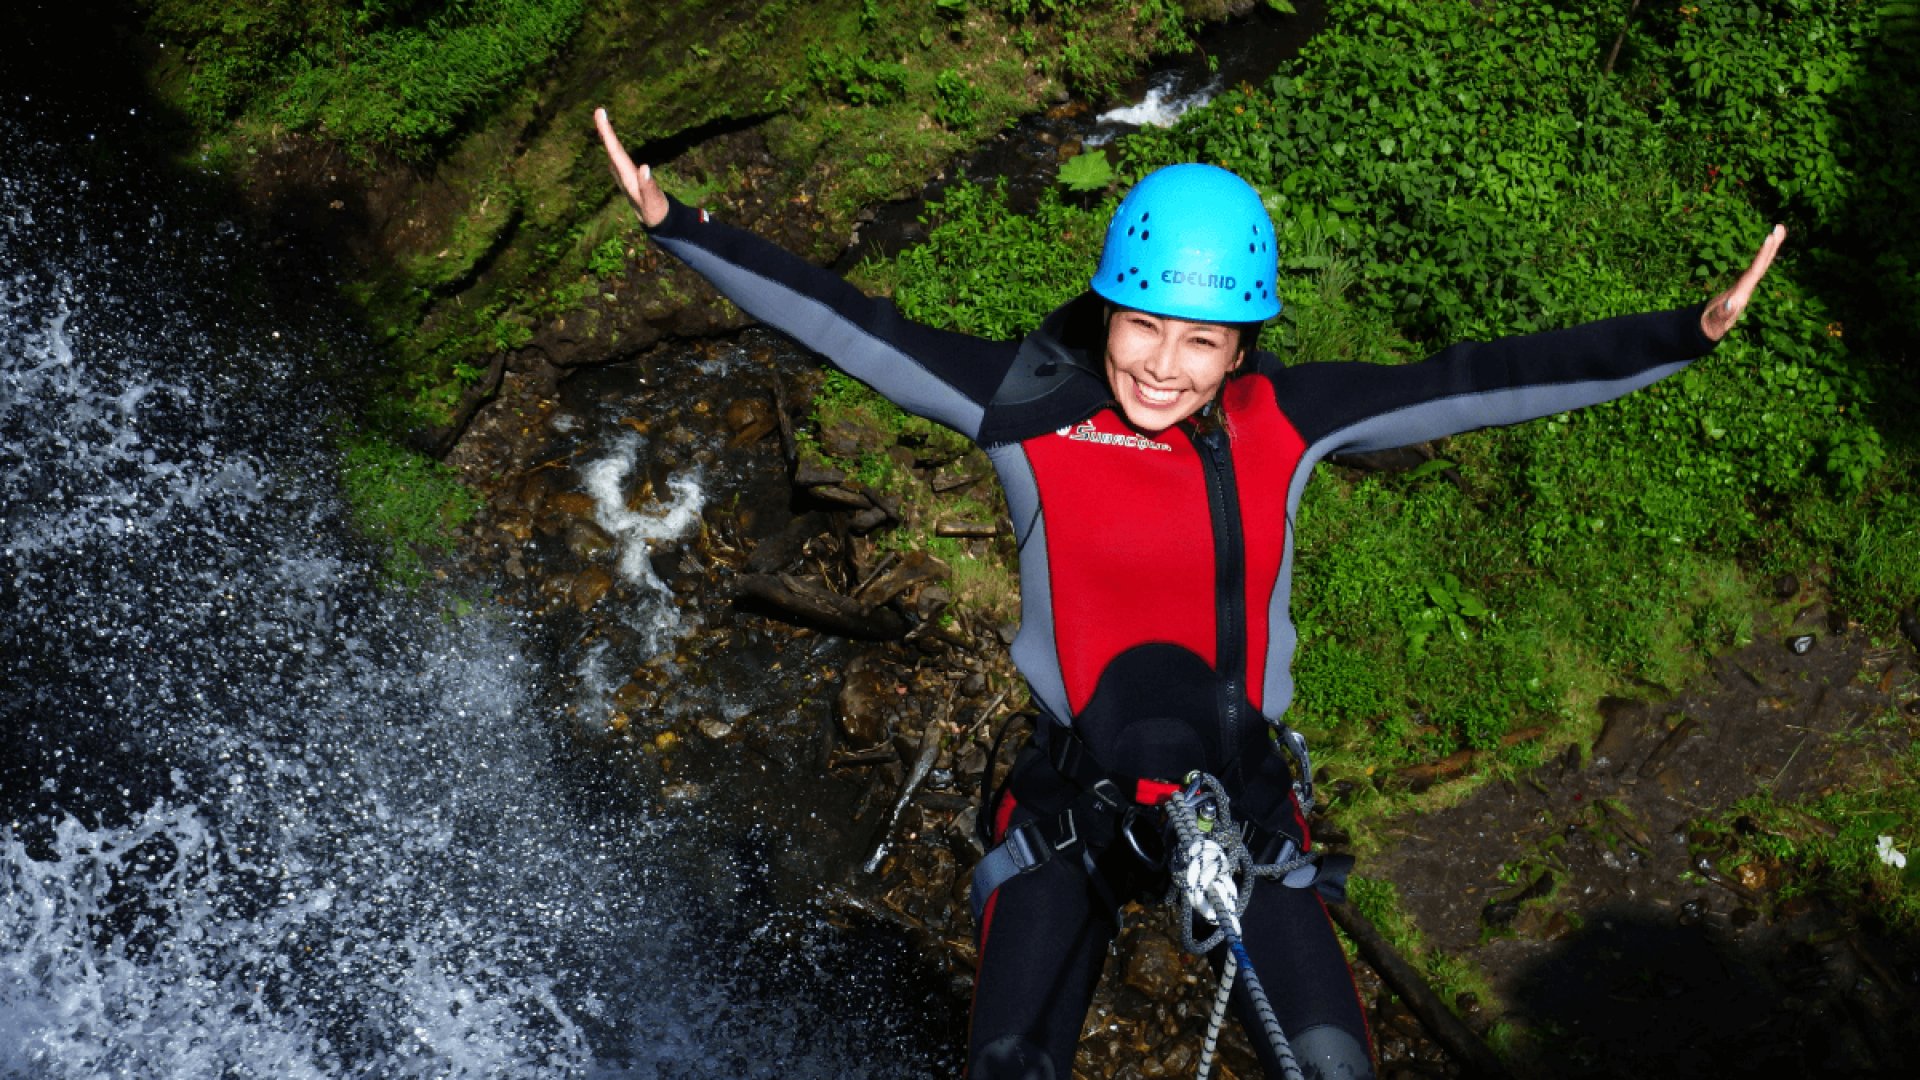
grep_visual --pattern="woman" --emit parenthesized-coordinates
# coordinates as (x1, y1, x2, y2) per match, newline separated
(595, 107, 1784, 1079)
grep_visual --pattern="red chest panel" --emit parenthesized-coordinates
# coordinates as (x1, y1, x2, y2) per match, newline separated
(1023, 380, 1306, 716)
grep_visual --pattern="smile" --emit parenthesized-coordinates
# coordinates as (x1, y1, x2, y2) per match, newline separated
(1133, 382, 1182, 406)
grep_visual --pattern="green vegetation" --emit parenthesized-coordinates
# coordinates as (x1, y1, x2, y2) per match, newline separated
(851, 0, 1918, 839)
(335, 427, 483, 584)
(1056, 147, 1116, 193)
(147, 0, 590, 161)
(141, 0, 1207, 451)
(137, 0, 1211, 570)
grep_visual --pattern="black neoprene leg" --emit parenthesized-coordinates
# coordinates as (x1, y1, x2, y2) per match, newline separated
(1225, 883, 1375, 1079)
(968, 756, 1123, 1079)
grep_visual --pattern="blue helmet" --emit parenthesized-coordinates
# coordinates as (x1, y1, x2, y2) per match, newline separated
(1090, 163, 1281, 323)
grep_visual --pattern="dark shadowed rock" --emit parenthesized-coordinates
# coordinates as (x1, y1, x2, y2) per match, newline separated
(837, 652, 901, 749)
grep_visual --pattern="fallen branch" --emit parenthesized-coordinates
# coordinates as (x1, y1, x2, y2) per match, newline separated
(1326, 901, 1516, 1080)
(1390, 726, 1548, 792)
(735, 572, 908, 640)
(863, 708, 949, 874)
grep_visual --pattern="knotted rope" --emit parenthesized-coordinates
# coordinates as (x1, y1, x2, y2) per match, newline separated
(1162, 772, 1314, 1080)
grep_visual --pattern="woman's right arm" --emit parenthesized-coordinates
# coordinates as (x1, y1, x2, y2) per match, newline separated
(595, 108, 1009, 442)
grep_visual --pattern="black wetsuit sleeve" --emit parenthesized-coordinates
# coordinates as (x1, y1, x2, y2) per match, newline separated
(1273, 304, 1718, 455)
(646, 196, 1014, 441)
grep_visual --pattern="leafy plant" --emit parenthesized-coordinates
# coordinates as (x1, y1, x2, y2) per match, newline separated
(933, 67, 985, 129)
(1056, 148, 1115, 193)
(1404, 572, 1491, 658)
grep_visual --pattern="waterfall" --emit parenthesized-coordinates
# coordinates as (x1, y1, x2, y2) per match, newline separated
(0, 112, 953, 1077)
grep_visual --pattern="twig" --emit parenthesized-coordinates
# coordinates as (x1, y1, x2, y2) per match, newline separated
(1326, 901, 1517, 1080)
(863, 695, 952, 874)
(1603, 0, 1642, 76)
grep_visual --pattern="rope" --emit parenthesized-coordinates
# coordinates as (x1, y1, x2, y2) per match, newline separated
(1162, 773, 1312, 1080)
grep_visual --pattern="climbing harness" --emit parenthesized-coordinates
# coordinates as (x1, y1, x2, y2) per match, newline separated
(969, 717, 1350, 932)
(969, 719, 1355, 1079)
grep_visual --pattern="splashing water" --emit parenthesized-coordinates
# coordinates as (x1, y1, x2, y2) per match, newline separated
(0, 113, 953, 1077)
(582, 431, 706, 645)
(1086, 71, 1222, 146)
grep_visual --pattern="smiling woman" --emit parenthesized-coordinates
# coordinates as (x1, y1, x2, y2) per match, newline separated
(1101, 308, 1243, 429)
(595, 104, 1780, 1079)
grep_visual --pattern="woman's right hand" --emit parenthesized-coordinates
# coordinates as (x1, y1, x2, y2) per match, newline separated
(595, 107, 668, 228)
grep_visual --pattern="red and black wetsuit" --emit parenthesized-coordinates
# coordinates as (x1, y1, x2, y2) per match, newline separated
(648, 196, 1717, 1078)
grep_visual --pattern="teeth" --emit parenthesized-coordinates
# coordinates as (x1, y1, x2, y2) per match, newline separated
(1137, 383, 1179, 405)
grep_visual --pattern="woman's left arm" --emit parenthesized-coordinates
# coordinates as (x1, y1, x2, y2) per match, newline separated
(1279, 226, 1787, 458)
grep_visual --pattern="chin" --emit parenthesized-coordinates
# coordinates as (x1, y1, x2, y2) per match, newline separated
(1121, 404, 1189, 432)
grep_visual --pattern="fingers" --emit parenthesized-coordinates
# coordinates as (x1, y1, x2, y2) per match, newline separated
(1701, 224, 1787, 342)
(594, 107, 668, 228)
(1731, 224, 1787, 304)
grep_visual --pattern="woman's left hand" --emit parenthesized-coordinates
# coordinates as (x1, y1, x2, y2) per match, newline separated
(1701, 224, 1787, 341)
(595, 107, 668, 228)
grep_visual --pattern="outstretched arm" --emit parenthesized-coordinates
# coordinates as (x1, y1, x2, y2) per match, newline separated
(1277, 224, 1790, 458)
(591, 108, 1014, 442)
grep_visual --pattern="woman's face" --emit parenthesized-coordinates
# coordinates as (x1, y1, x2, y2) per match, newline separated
(1103, 308, 1244, 432)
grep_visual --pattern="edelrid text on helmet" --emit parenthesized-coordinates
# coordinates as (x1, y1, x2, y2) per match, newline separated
(1090, 163, 1282, 323)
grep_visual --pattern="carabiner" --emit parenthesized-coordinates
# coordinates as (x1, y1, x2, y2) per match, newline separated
(1119, 805, 1168, 871)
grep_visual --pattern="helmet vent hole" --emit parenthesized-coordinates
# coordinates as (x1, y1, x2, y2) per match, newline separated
(1141, 212, 1150, 222)
(1141, 231, 1150, 240)
(1115, 273, 1126, 284)
(1139, 280, 1149, 290)
(1127, 226, 1136, 237)
(1243, 292, 1252, 301)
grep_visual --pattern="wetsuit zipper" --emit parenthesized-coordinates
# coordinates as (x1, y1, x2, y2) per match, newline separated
(1192, 421, 1248, 785)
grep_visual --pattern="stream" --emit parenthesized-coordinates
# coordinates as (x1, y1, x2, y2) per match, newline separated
(2, 5, 1326, 1076)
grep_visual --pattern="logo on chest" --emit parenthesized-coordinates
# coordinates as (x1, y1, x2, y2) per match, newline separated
(1055, 419, 1173, 453)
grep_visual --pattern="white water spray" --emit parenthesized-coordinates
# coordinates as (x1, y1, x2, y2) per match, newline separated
(1, 115, 953, 1077)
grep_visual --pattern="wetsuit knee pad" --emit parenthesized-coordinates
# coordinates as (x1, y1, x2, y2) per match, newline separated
(971, 1034, 1058, 1080)
(1287, 1023, 1375, 1080)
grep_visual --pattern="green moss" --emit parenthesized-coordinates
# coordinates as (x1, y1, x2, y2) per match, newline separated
(335, 427, 483, 584)
(148, 0, 590, 162)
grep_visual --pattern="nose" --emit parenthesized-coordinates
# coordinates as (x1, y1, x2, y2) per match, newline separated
(1141, 338, 1180, 382)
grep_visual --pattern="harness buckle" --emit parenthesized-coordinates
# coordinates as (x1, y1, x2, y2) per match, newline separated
(1003, 819, 1051, 873)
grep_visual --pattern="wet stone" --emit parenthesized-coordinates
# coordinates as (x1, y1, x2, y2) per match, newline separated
(1124, 932, 1185, 996)
(572, 567, 613, 611)
(836, 652, 898, 749)
(1591, 696, 1649, 773)
(544, 490, 598, 521)
(566, 520, 614, 562)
